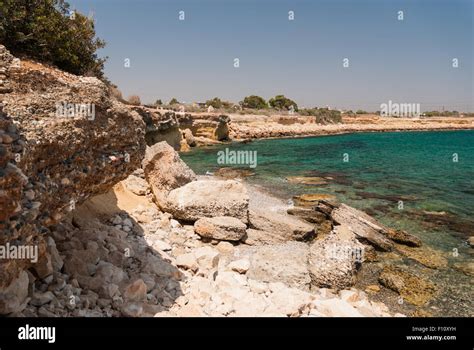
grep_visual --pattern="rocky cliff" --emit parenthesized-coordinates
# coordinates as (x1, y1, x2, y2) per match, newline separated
(0, 45, 145, 314)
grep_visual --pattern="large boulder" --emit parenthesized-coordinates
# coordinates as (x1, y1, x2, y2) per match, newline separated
(163, 180, 249, 223)
(194, 216, 247, 241)
(246, 242, 312, 291)
(308, 228, 365, 290)
(0, 45, 146, 313)
(142, 141, 197, 205)
(331, 204, 394, 251)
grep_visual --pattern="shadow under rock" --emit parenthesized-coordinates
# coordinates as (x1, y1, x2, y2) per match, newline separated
(29, 189, 183, 317)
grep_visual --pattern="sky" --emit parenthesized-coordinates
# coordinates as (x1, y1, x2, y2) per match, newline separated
(70, 0, 473, 111)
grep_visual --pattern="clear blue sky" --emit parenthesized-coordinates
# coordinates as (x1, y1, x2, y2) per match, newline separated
(71, 0, 473, 111)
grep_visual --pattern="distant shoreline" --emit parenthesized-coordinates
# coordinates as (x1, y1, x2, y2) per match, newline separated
(227, 114, 474, 141)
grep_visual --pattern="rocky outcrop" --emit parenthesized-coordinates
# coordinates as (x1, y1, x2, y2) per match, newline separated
(163, 179, 249, 223)
(0, 45, 146, 314)
(132, 106, 231, 150)
(142, 141, 196, 205)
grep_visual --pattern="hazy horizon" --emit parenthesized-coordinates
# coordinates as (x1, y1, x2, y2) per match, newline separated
(71, 0, 473, 112)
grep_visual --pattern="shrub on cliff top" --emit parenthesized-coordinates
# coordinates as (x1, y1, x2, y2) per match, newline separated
(0, 0, 106, 78)
(127, 95, 141, 106)
(268, 95, 298, 111)
(240, 95, 268, 110)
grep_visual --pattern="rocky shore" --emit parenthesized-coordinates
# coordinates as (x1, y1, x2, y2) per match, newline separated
(1, 45, 469, 318)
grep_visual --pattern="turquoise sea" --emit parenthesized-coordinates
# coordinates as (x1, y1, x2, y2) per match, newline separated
(181, 130, 474, 316)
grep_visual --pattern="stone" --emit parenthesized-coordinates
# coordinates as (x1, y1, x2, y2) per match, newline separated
(468, 237, 474, 248)
(123, 279, 147, 302)
(378, 265, 437, 306)
(247, 242, 311, 290)
(293, 194, 337, 207)
(0, 271, 29, 314)
(122, 218, 133, 228)
(216, 241, 235, 254)
(386, 229, 422, 247)
(121, 302, 143, 317)
(228, 259, 250, 274)
(365, 285, 381, 294)
(453, 262, 474, 277)
(163, 180, 249, 223)
(122, 175, 149, 196)
(194, 216, 247, 241)
(331, 204, 394, 251)
(176, 253, 198, 272)
(150, 239, 172, 252)
(286, 176, 328, 185)
(182, 128, 196, 147)
(308, 233, 363, 290)
(287, 207, 328, 224)
(396, 245, 447, 269)
(112, 215, 123, 225)
(30, 291, 55, 307)
(339, 289, 361, 303)
(142, 141, 197, 205)
(312, 298, 363, 317)
(194, 246, 220, 272)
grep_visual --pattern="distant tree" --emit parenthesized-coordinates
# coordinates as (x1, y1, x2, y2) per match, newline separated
(155, 99, 163, 106)
(0, 0, 106, 78)
(268, 95, 298, 111)
(240, 95, 268, 109)
(169, 98, 179, 105)
(356, 110, 367, 114)
(205, 97, 223, 109)
(127, 95, 141, 106)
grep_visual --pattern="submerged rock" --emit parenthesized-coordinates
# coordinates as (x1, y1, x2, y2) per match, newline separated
(378, 265, 437, 306)
(396, 245, 448, 269)
(386, 229, 422, 247)
(214, 167, 255, 179)
(286, 176, 328, 185)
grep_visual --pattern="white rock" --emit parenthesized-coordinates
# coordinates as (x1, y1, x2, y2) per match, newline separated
(228, 259, 250, 274)
(176, 253, 198, 272)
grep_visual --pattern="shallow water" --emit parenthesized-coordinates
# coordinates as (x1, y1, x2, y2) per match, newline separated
(181, 130, 474, 316)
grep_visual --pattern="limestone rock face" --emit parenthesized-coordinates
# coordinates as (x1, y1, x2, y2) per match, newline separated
(163, 180, 249, 223)
(0, 45, 146, 312)
(142, 141, 196, 205)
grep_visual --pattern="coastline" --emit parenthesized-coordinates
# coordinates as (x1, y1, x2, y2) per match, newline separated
(227, 113, 474, 141)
